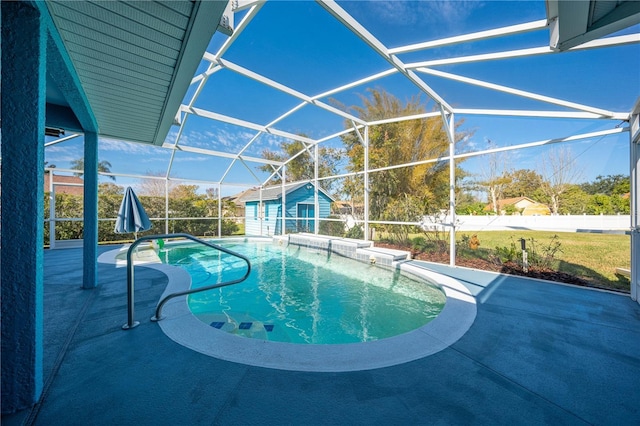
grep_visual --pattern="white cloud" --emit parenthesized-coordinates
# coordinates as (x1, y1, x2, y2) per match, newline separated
(173, 155, 213, 163)
(44, 144, 81, 164)
(362, 0, 483, 28)
(98, 137, 161, 155)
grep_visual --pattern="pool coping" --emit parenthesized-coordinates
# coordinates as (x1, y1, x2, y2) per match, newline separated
(99, 241, 477, 372)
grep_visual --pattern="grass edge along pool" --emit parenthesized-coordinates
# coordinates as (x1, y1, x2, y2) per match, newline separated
(161, 239, 446, 344)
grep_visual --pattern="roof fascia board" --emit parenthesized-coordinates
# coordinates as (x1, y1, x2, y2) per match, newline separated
(555, 0, 591, 49)
(153, 0, 225, 146)
(247, 182, 334, 202)
(38, 1, 98, 133)
(549, 0, 640, 51)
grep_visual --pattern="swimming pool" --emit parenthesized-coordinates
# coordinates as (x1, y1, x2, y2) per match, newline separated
(100, 236, 477, 371)
(161, 241, 446, 344)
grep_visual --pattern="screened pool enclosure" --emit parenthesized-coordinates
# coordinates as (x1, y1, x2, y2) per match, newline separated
(36, 1, 640, 300)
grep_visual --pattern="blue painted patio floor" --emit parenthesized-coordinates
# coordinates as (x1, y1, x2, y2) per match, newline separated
(3, 245, 640, 425)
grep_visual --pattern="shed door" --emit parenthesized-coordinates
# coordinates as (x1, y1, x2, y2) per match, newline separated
(297, 203, 314, 232)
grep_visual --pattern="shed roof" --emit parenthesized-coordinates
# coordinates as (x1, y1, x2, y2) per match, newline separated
(240, 183, 334, 203)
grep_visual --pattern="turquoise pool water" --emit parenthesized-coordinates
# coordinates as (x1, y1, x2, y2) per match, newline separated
(159, 241, 446, 344)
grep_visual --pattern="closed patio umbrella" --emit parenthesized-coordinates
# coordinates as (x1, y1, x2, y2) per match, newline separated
(115, 186, 151, 238)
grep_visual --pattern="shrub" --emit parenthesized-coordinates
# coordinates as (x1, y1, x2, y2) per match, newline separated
(493, 237, 519, 264)
(411, 236, 428, 252)
(491, 235, 562, 269)
(345, 224, 364, 239)
(526, 234, 562, 269)
(319, 216, 346, 237)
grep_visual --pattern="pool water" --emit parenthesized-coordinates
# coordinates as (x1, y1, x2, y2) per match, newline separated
(160, 241, 446, 344)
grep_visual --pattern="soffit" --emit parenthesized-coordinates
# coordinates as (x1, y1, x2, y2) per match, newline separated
(45, 0, 225, 145)
(548, 0, 640, 50)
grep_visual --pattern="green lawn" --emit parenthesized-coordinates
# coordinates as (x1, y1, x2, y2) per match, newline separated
(377, 229, 630, 292)
(459, 230, 631, 291)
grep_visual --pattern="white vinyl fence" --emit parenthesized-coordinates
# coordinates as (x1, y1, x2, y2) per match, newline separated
(449, 214, 631, 233)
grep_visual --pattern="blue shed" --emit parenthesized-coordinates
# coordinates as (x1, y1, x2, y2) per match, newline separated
(242, 183, 334, 236)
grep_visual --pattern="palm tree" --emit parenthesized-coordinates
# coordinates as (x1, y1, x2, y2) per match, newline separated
(70, 158, 116, 181)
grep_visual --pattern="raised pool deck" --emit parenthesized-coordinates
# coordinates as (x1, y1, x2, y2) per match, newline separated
(3, 243, 640, 425)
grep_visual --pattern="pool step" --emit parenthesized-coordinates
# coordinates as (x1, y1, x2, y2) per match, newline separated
(356, 247, 411, 266)
(210, 321, 274, 332)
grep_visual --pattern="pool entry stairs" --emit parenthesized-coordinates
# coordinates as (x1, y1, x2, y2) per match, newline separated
(280, 233, 411, 267)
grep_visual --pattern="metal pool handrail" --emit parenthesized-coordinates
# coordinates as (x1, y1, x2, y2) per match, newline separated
(122, 233, 251, 330)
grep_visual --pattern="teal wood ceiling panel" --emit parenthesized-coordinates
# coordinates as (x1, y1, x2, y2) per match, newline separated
(46, 0, 224, 145)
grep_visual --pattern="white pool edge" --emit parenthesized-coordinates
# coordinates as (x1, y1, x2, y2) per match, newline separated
(100, 245, 477, 372)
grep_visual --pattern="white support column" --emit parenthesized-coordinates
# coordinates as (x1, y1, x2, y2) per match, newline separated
(217, 182, 222, 238)
(441, 107, 457, 266)
(259, 188, 263, 236)
(449, 115, 456, 266)
(314, 144, 320, 234)
(364, 126, 370, 241)
(281, 166, 287, 236)
(49, 171, 55, 249)
(630, 98, 640, 302)
(164, 179, 169, 234)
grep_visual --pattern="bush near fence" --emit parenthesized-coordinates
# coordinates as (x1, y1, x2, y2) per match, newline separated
(44, 193, 239, 244)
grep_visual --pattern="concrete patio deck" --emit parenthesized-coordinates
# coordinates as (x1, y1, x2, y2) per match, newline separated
(3, 244, 640, 425)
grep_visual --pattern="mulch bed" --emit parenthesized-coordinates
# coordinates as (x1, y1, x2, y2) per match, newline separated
(375, 242, 600, 289)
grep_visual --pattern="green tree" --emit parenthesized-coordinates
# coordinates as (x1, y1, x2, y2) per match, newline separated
(611, 194, 630, 214)
(70, 158, 116, 181)
(587, 194, 614, 215)
(99, 182, 123, 196)
(167, 185, 238, 236)
(260, 137, 343, 192)
(502, 169, 544, 199)
(98, 184, 125, 242)
(557, 185, 590, 214)
(581, 174, 630, 196)
(340, 89, 468, 223)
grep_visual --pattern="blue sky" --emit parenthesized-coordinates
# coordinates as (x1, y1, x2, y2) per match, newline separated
(43, 0, 640, 196)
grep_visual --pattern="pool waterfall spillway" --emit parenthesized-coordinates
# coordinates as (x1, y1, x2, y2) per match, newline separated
(282, 233, 412, 266)
(121, 233, 251, 330)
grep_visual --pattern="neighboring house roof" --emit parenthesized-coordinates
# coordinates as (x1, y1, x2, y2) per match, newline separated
(485, 196, 536, 212)
(240, 183, 335, 203)
(225, 187, 258, 204)
(333, 201, 364, 211)
(44, 173, 84, 195)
